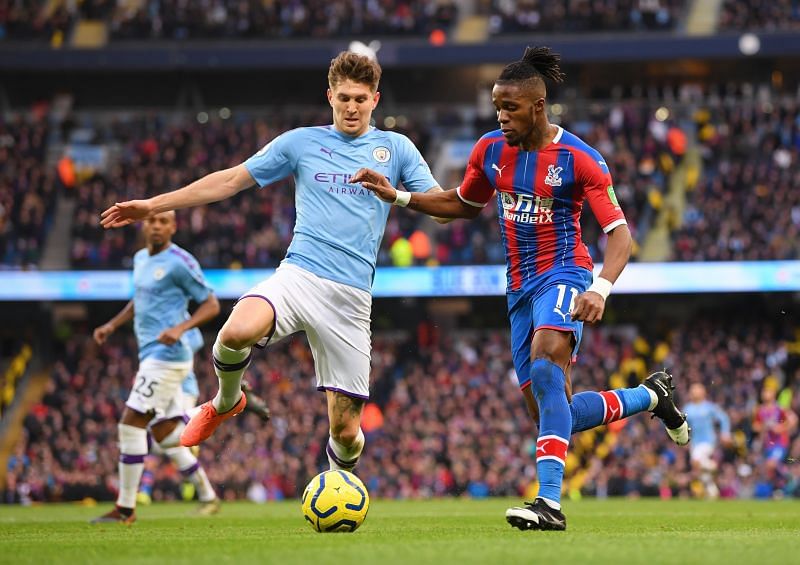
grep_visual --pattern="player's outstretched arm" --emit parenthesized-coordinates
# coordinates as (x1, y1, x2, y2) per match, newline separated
(352, 168, 480, 219)
(93, 300, 134, 345)
(571, 224, 632, 323)
(100, 165, 256, 228)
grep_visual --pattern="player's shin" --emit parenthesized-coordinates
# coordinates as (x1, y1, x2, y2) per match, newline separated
(530, 359, 571, 509)
(211, 338, 252, 413)
(117, 423, 148, 510)
(570, 386, 656, 433)
(162, 445, 217, 502)
(327, 428, 365, 471)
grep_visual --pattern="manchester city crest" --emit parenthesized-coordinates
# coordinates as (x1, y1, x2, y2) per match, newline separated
(373, 146, 391, 163)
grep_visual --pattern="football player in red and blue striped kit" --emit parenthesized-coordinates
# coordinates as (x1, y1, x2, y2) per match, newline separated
(353, 46, 690, 531)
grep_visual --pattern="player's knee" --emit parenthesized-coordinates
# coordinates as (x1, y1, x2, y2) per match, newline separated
(530, 358, 566, 394)
(218, 325, 256, 351)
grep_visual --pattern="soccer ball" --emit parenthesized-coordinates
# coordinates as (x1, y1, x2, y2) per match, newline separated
(301, 470, 370, 533)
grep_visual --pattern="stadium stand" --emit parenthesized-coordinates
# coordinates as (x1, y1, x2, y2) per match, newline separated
(3, 310, 798, 504)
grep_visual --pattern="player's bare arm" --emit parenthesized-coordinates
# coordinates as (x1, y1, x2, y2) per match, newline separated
(100, 165, 256, 228)
(352, 167, 480, 219)
(571, 224, 632, 323)
(93, 300, 134, 345)
(157, 294, 220, 345)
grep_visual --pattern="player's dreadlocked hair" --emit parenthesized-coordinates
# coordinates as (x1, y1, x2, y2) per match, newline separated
(497, 46, 566, 85)
(328, 51, 382, 91)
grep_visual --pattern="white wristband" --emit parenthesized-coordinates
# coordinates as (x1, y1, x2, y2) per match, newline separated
(393, 190, 411, 207)
(587, 277, 613, 300)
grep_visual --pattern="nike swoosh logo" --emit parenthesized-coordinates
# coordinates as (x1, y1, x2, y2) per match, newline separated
(654, 381, 669, 396)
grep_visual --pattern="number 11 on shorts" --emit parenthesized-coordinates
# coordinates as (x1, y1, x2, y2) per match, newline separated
(554, 284, 578, 321)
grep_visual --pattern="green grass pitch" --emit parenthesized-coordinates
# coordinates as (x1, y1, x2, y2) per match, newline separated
(1, 499, 798, 564)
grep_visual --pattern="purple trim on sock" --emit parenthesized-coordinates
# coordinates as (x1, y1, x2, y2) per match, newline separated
(326, 443, 358, 469)
(317, 386, 369, 401)
(182, 413, 190, 424)
(237, 294, 277, 349)
(120, 454, 146, 464)
(213, 351, 252, 372)
(180, 462, 200, 477)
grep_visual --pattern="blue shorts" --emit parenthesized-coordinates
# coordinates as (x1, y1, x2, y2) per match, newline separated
(508, 267, 593, 389)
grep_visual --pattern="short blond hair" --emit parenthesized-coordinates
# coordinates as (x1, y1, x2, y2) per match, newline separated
(328, 51, 382, 91)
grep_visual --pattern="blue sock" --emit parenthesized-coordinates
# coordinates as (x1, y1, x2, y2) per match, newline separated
(530, 359, 571, 506)
(570, 385, 653, 433)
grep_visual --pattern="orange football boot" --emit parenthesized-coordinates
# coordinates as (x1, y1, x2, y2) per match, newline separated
(180, 394, 247, 447)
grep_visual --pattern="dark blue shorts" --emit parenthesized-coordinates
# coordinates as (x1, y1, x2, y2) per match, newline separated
(507, 267, 593, 389)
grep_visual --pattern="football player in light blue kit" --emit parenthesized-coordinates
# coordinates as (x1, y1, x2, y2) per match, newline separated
(100, 51, 444, 473)
(91, 211, 222, 524)
(684, 382, 731, 497)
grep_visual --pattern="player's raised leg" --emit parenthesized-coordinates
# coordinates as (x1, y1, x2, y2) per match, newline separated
(152, 418, 220, 515)
(522, 372, 690, 445)
(326, 391, 365, 471)
(181, 297, 274, 446)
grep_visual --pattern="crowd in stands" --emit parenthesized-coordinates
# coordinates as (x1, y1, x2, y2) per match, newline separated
(66, 100, 678, 270)
(2, 86, 799, 270)
(0, 114, 56, 269)
(718, 0, 800, 32)
(674, 94, 800, 261)
(3, 308, 799, 504)
(486, 0, 685, 35)
(0, 0, 458, 43)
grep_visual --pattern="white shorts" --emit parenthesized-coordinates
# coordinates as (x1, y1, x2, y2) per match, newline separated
(690, 442, 717, 471)
(126, 358, 193, 420)
(241, 263, 372, 399)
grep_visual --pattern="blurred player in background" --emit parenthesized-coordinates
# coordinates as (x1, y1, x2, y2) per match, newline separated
(99, 51, 443, 476)
(136, 329, 272, 505)
(753, 384, 797, 482)
(91, 211, 222, 524)
(684, 383, 731, 498)
(353, 45, 690, 531)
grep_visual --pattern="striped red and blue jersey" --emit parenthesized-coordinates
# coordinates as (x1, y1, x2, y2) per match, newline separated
(457, 126, 626, 292)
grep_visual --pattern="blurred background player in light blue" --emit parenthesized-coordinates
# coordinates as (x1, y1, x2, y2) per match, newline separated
(684, 382, 731, 498)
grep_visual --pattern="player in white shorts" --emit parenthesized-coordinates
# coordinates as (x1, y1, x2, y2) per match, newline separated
(91, 211, 221, 524)
(100, 50, 444, 474)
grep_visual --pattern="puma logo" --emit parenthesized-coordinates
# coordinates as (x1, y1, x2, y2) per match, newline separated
(491, 163, 507, 177)
(320, 147, 335, 159)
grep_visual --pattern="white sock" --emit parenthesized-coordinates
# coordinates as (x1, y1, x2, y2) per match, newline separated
(327, 429, 365, 471)
(211, 338, 251, 413)
(539, 497, 562, 511)
(644, 386, 659, 411)
(117, 423, 148, 509)
(163, 445, 217, 502)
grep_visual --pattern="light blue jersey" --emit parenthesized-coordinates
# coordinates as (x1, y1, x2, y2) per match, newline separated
(133, 244, 212, 362)
(180, 327, 204, 397)
(244, 126, 438, 291)
(685, 400, 730, 446)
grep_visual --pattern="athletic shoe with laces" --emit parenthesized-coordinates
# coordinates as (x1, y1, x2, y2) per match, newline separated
(90, 506, 136, 525)
(241, 380, 271, 422)
(506, 498, 567, 531)
(644, 371, 691, 446)
(180, 393, 247, 447)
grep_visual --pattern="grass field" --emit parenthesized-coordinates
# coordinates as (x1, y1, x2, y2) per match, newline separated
(1, 498, 799, 564)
